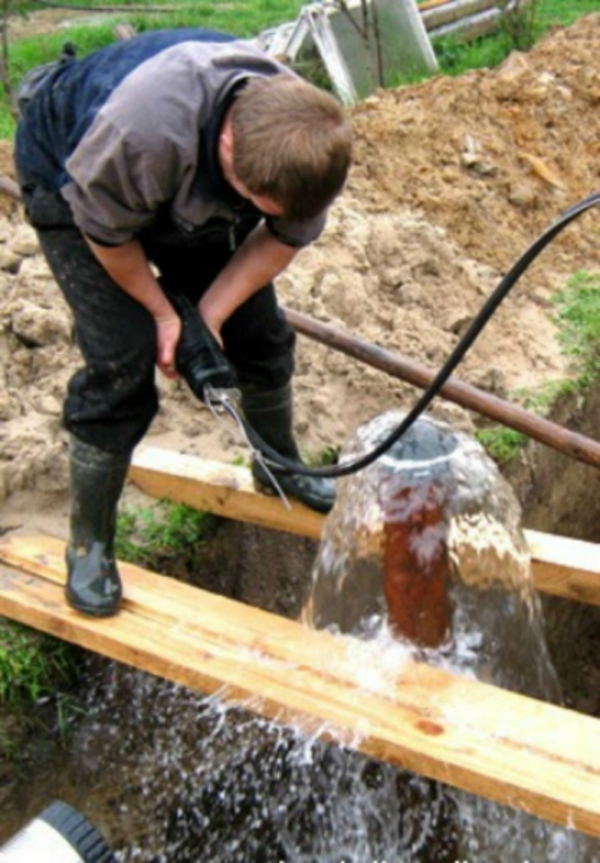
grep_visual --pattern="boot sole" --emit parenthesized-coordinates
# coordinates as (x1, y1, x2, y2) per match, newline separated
(253, 476, 334, 515)
(65, 589, 121, 618)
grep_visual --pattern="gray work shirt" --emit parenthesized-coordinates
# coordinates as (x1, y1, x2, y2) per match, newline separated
(17, 32, 327, 249)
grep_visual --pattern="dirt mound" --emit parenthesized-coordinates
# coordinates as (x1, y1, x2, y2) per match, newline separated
(349, 13, 600, 269)
(0, 15, 599, 527)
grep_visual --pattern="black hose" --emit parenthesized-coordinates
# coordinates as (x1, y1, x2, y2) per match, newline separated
(235, 190, 600, 479)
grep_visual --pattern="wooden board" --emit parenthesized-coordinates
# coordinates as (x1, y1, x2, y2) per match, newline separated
(129, 447, 600, 606)
(129, 447, 324, 540)
(1, 534, 599, 839)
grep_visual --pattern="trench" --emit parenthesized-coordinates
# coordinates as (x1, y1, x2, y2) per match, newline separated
(1, 386, 599, 862)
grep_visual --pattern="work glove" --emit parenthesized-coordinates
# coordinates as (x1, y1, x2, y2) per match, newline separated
(166, 291, 238, 403)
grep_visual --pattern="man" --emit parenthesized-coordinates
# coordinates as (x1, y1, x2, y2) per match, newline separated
(15, 29, 352, 617)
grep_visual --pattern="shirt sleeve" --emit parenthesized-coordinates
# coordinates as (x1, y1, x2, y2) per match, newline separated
(265, 210, 328, 248)
(62, 116, 184, 246)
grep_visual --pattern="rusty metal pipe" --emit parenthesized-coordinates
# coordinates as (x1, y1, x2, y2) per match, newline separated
(283, 306, 600, 469)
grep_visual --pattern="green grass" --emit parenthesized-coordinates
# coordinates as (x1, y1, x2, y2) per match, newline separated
(536, 0, 600, 30)
(108, 0, 307, 44)
(0, 0, 595, 136)
(513, 377, 579, 416)
(0, 619, 84, 755)
(302, 444, 340, 468)
(475, 426, 528, 464)
(0, 619, 81, 706)
(115, 499, 213, 573)
(553, 270, 600, 389)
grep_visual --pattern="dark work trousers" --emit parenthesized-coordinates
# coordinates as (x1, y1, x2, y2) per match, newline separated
(28, 194, 296, 456)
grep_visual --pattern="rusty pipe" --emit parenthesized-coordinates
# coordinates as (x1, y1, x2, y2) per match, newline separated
(283, 306, 600, 469)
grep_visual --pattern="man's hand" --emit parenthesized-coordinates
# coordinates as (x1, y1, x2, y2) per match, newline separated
(166, 291, 238, 401)
(84, 236, 183, 379)
(155, 313, 182, 379)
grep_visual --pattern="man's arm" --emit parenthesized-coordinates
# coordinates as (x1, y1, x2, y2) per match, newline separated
(86, 224, 298, 374)
(198, 224, 298, 339)
(85, 236, 181, 378)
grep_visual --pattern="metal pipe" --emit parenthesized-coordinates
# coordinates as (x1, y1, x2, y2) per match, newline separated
(283, 306, 600, 469)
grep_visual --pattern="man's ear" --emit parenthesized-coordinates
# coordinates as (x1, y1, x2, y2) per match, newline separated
(219, 113, 235, 170)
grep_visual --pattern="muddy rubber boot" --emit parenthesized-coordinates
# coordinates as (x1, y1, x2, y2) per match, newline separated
(241, 382, 336, 514)
(65, 437, 130, 617)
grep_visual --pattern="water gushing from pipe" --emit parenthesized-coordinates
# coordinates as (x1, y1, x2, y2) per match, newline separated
(14, 413, 596, 861)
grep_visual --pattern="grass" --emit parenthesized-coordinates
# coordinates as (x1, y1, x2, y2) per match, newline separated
(513, 377, 578, 416)
(0, 619, 81, 707)
(0, 619, 85, 757)
(475, 426, 528, 465)
(553, 271, 600, 390)
(115, 499, 214, 574)
(302, 444, 340, 468)
(476, 269, 600, 465)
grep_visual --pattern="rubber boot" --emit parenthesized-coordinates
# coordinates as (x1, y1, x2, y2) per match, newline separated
(241, 382, 336, 514)
(65, 436, 130, 617)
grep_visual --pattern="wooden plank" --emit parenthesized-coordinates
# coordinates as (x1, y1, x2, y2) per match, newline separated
(128, 447, 324, 539)
(0, 534, 599, 838)
(428, 7, 500, 41)
(420, 0, 498, 30)
(129, 447, 600, 607)
(525, 530, 600, 606)
(418, 0, 453, 11)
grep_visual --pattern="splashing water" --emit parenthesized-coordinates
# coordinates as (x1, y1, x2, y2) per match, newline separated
(306, 413, 562, 692)
(18, 412, 597, 861)
(305, 410, 598, 861)
(73, 662, 460, 862)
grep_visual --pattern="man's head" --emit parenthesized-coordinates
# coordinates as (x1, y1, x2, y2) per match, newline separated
(225, 74, 352, 221)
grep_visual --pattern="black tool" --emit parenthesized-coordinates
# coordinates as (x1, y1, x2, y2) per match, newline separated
(167, 291, 238, 402)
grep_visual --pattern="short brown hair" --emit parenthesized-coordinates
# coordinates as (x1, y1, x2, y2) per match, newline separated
(230, 74, 352, 221)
